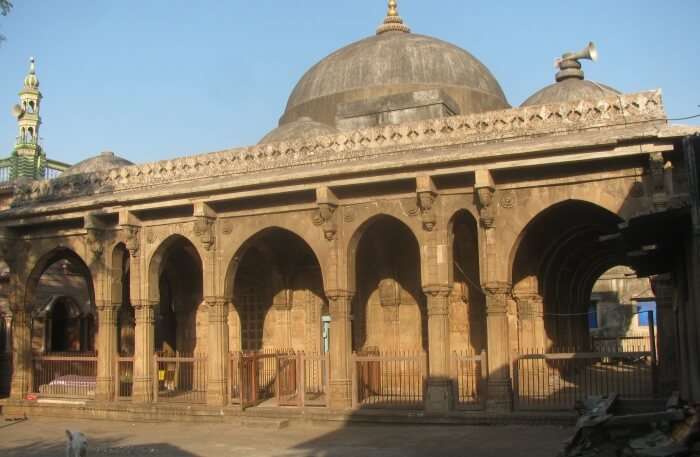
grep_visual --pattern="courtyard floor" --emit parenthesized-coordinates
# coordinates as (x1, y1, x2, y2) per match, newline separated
(0, 415, 572, 457)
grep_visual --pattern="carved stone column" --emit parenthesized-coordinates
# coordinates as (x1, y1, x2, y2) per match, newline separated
(95, 302, 118, 401)
(206, 297, 229, 406)
(484, 282, 513, 411)
(327, 290, 353, 410)
(10, 310, 31, 400)
(514, 293, 545, 352)
(132, 300, 155, 403)
(423, 285, 453, 414)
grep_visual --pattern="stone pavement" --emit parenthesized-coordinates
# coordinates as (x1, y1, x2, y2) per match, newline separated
(0, 415, 571, 456)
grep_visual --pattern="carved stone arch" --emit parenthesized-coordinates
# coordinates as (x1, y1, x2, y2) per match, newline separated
(343, 212, 425, 293)
(446, 208, 481, 288)
(146, 234, 203, 305)
(23, 245, 96, 316)
(222, 224, 327, 301)
(508, 198, 624, 287)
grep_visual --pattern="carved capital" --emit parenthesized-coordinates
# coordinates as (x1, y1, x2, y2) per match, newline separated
(326, 290, 353, 319)
(194, 216, 216, 251)
(313, 203, 338, 241)
(205, 297, 229, 323)
(123, 225, 140, 257)
(424, 285, 451, 317)
(85, 228, 105, 260)
(417, 191, 437, 231)
(477, 187, 496, 228)
(484, 281, 511, 314)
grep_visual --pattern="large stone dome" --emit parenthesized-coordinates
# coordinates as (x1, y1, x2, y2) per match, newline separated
(61, 151, 133, 176)
(280, 31, 510, 126)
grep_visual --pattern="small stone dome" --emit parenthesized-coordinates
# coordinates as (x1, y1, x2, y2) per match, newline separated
(280, 24, 509, 126)
(521, 79, 620, 107)
(259, 117, 339, 144)
(61, 151, 133, 176)
(521, 45, 620, 107)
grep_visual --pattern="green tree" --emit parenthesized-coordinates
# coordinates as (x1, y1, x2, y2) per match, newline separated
(0, 0, 13, 44)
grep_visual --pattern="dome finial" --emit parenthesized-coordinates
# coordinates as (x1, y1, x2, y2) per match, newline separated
(377, 0, 410, 35)
(29, 57, 36, 74)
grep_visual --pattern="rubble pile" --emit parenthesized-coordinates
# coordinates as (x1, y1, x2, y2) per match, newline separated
(560, 393, 700, 457)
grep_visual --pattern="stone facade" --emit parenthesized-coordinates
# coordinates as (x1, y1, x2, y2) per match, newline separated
(1, 3, 700, 416)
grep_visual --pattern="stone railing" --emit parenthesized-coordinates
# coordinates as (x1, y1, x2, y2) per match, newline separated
(10, 90, 665, 207)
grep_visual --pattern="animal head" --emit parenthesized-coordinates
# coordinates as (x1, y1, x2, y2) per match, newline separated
(65, 430, 88, 457)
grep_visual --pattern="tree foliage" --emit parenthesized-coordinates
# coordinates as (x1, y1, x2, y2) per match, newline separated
(0, 0, 13, 44)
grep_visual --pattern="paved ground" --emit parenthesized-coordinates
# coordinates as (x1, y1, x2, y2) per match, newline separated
(0, 415, 571, 456)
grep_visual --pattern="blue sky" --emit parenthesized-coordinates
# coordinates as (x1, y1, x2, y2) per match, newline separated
(1, 1, 698, 165)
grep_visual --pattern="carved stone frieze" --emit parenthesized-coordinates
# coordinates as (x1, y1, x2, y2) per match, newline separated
(10, 91, 666, 207)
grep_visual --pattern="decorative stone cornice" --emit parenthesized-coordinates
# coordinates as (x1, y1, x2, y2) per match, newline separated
(9, 91, 665, 208)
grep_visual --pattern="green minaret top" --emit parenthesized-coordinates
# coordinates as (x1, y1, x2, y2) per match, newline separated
(2, 57, 69, 181)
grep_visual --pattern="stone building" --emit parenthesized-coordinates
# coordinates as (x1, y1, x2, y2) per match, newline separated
(0, 2, 699, 417)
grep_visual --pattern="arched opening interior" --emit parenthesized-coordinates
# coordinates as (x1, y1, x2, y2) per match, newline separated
(511, 200, 625, 350)
(229, 229, 326, 353)
(27, 250, 96, 353)
(113, 244, 133, 355)
(151, 236, 204, 355)
(451, 210, 486, 354)
(589, 265, 656, 351)
(352, 216, 426, 353)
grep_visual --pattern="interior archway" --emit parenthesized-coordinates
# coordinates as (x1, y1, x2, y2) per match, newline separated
(511, 200, 625, 349)
(352, 215, 426, 353)
(450, 210, 485, 354)
(149, 236, 204, 355)
(228, 228, 326, 353)
(25, 248, 96, 353)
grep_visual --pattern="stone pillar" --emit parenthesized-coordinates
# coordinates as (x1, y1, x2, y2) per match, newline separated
(95, 302, 118, 401)
(424, 285, 453, 414)
(514, 293, 545, 352)
(484, 282, 513, 411)
(132, 300, 155, 403)
(652, 275, 677, 393)
(10, 310, 31, 400)
(206, 297, 229, 406)
(327, 290, 353, 410)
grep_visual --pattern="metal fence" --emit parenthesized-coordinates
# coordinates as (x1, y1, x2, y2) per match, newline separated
(231, 351, 329, 409)
(115, 356, 134, 400)
(154, 352, 207, 404)
(0, 353, 12, 398)
(513, 348, 656, 411)
(32, 352, 97, 399)
(451, 350, 487, 410)
(591, 334, 654, 353)
(352, 351, 427, 409)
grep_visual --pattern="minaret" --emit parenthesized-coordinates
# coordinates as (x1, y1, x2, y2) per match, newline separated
(10, 57, 46, 179)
